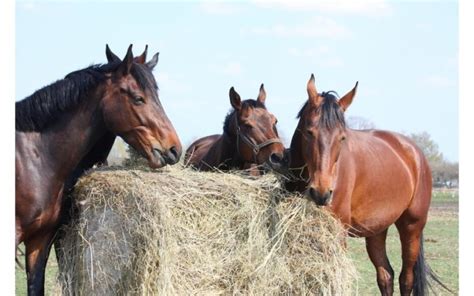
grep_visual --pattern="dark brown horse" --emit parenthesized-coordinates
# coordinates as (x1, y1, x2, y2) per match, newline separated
(53, 45, 158, 269)
(184, 84, 285, 174)
(285, 74, 449, 296)
(15, 45, 182, 295)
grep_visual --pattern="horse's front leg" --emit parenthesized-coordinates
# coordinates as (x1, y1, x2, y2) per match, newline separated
(365, 229, 394, 296)
(25, 230, 56, 296)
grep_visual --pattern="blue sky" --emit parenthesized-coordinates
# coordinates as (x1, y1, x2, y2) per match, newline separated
(16, 0, 458, 161)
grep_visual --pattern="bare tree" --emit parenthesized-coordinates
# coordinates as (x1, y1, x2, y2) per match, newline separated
(406, 131, 458, 187)
(406, 131, 443, 164)
(346, 116, 375, 130)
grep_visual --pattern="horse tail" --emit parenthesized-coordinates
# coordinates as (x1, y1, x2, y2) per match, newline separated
(413, 233, 453, 296)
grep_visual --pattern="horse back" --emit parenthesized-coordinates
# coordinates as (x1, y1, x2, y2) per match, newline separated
(370, 130, 432, 220)
(335, 129, 431, 236)
(185, 134, 221, 169)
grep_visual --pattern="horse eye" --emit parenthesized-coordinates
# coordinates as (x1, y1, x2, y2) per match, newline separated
(306, 129, 314, 137)
(133, 96, 145, 105)
(341, 136, 346, 141)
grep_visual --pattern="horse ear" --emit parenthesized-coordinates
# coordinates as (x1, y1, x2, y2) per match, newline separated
(338, 81, 358, 111)
(229, 87, 242, 110)
(257, 83, 266, 105)
(118, 44, 134, 75)
(105, 44, 121, 63)
(134, 45, 148, 64)
(146, 52, 159, 70)
(307, 73, 322, 106)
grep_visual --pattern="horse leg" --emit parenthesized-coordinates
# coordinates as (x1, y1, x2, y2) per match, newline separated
(25, 231, 56, 296)
(395, 218, 424, 296)
(365, 229, 394, 296)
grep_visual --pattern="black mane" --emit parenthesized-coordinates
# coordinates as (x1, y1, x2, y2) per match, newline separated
(223, 99, 266, 135)
(297, 91, 345, 129)
(15, 62, 157, 132)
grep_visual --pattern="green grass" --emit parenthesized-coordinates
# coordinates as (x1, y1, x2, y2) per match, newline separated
(348, 190, 459, 295)
(16, 190, 458, 295)
(15, 247, 59, 296)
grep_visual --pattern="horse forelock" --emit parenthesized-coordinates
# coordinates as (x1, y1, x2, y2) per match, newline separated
(297, 91, 345, 129)
(223, 99, 266, 135)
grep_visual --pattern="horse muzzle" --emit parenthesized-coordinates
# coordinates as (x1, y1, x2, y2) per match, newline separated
(152, 146, 181, 167)
(162, 146, 181, 165)
(307, 187, 333, 206)
(266, 151, 288, 173)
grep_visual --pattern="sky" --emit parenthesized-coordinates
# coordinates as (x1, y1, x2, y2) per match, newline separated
(15, 0, 458, 161)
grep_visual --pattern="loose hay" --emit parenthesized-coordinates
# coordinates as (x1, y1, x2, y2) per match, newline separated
(57, 166, 357, 295)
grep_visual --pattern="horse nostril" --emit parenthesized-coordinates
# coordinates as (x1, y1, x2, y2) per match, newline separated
(163, 146, 180, 165)
(269, 153, 283, 164)
(170, 146, 180, 160)
(308, 187, 318, 199)
(307, 187, 331, 206)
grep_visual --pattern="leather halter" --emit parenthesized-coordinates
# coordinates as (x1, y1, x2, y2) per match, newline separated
(234, 116, 282, 163)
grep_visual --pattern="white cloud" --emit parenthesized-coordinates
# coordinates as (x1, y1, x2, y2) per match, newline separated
(252, 0, 392, 16)
(221, 62, 243, 75)
(322, 57, 345, 68)
(288, 46, 344, 68)
(447, 54, 458, 68)
(19, 1, 37, 11)
(199, 2, 242, 15)
(156, 72, 189, 94)
(245, 16, 351, 39)
(209, 61, 243, 76)
(422, 74, 456, 88)
(415, 22, 432, 31)
(288, 46, 330, 58)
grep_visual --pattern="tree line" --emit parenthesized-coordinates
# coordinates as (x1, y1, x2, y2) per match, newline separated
(347, 116, 458, 188)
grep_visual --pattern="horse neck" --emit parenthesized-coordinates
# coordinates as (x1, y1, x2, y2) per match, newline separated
(63, 131, 116, 193)
(220, 131, 243, 168)
(40, 87, 108, 180)
(289, 127, 306, 169)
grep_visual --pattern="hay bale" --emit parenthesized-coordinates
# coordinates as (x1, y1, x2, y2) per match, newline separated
(57, 166, 357, 295)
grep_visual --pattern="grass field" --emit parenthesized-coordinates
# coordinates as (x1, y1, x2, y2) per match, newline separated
(15, 190, 458, 295)
(347, 189, 459, 295)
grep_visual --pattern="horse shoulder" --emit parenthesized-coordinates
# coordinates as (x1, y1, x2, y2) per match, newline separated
(185, 134, 221, 168)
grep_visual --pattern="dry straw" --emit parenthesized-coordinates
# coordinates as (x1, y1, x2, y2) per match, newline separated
(57, 165, 357, 295)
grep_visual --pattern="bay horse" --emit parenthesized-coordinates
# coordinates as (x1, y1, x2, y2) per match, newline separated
(53, 44, 157, 267)
(285, 74, 449, 295)
(16, 44, 182, 295)
(184, 84, 285, 174)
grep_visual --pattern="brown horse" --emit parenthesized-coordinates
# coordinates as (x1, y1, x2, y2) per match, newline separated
(15, 45, 182, 295)
(53, 45, 158, 270)
(184, 84, 285, 174)
(285, 74, 449, 296)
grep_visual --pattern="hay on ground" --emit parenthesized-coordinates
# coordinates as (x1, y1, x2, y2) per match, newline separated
(57, 166, 357, 295)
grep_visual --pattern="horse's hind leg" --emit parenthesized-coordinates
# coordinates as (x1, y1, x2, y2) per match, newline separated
(365, 229, 394, 296)
(395, 215, 425, 296)
(25, 231, 56, 296)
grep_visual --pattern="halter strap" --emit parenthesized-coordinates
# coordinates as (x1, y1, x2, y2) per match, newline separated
(234, 116, 282, 163)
